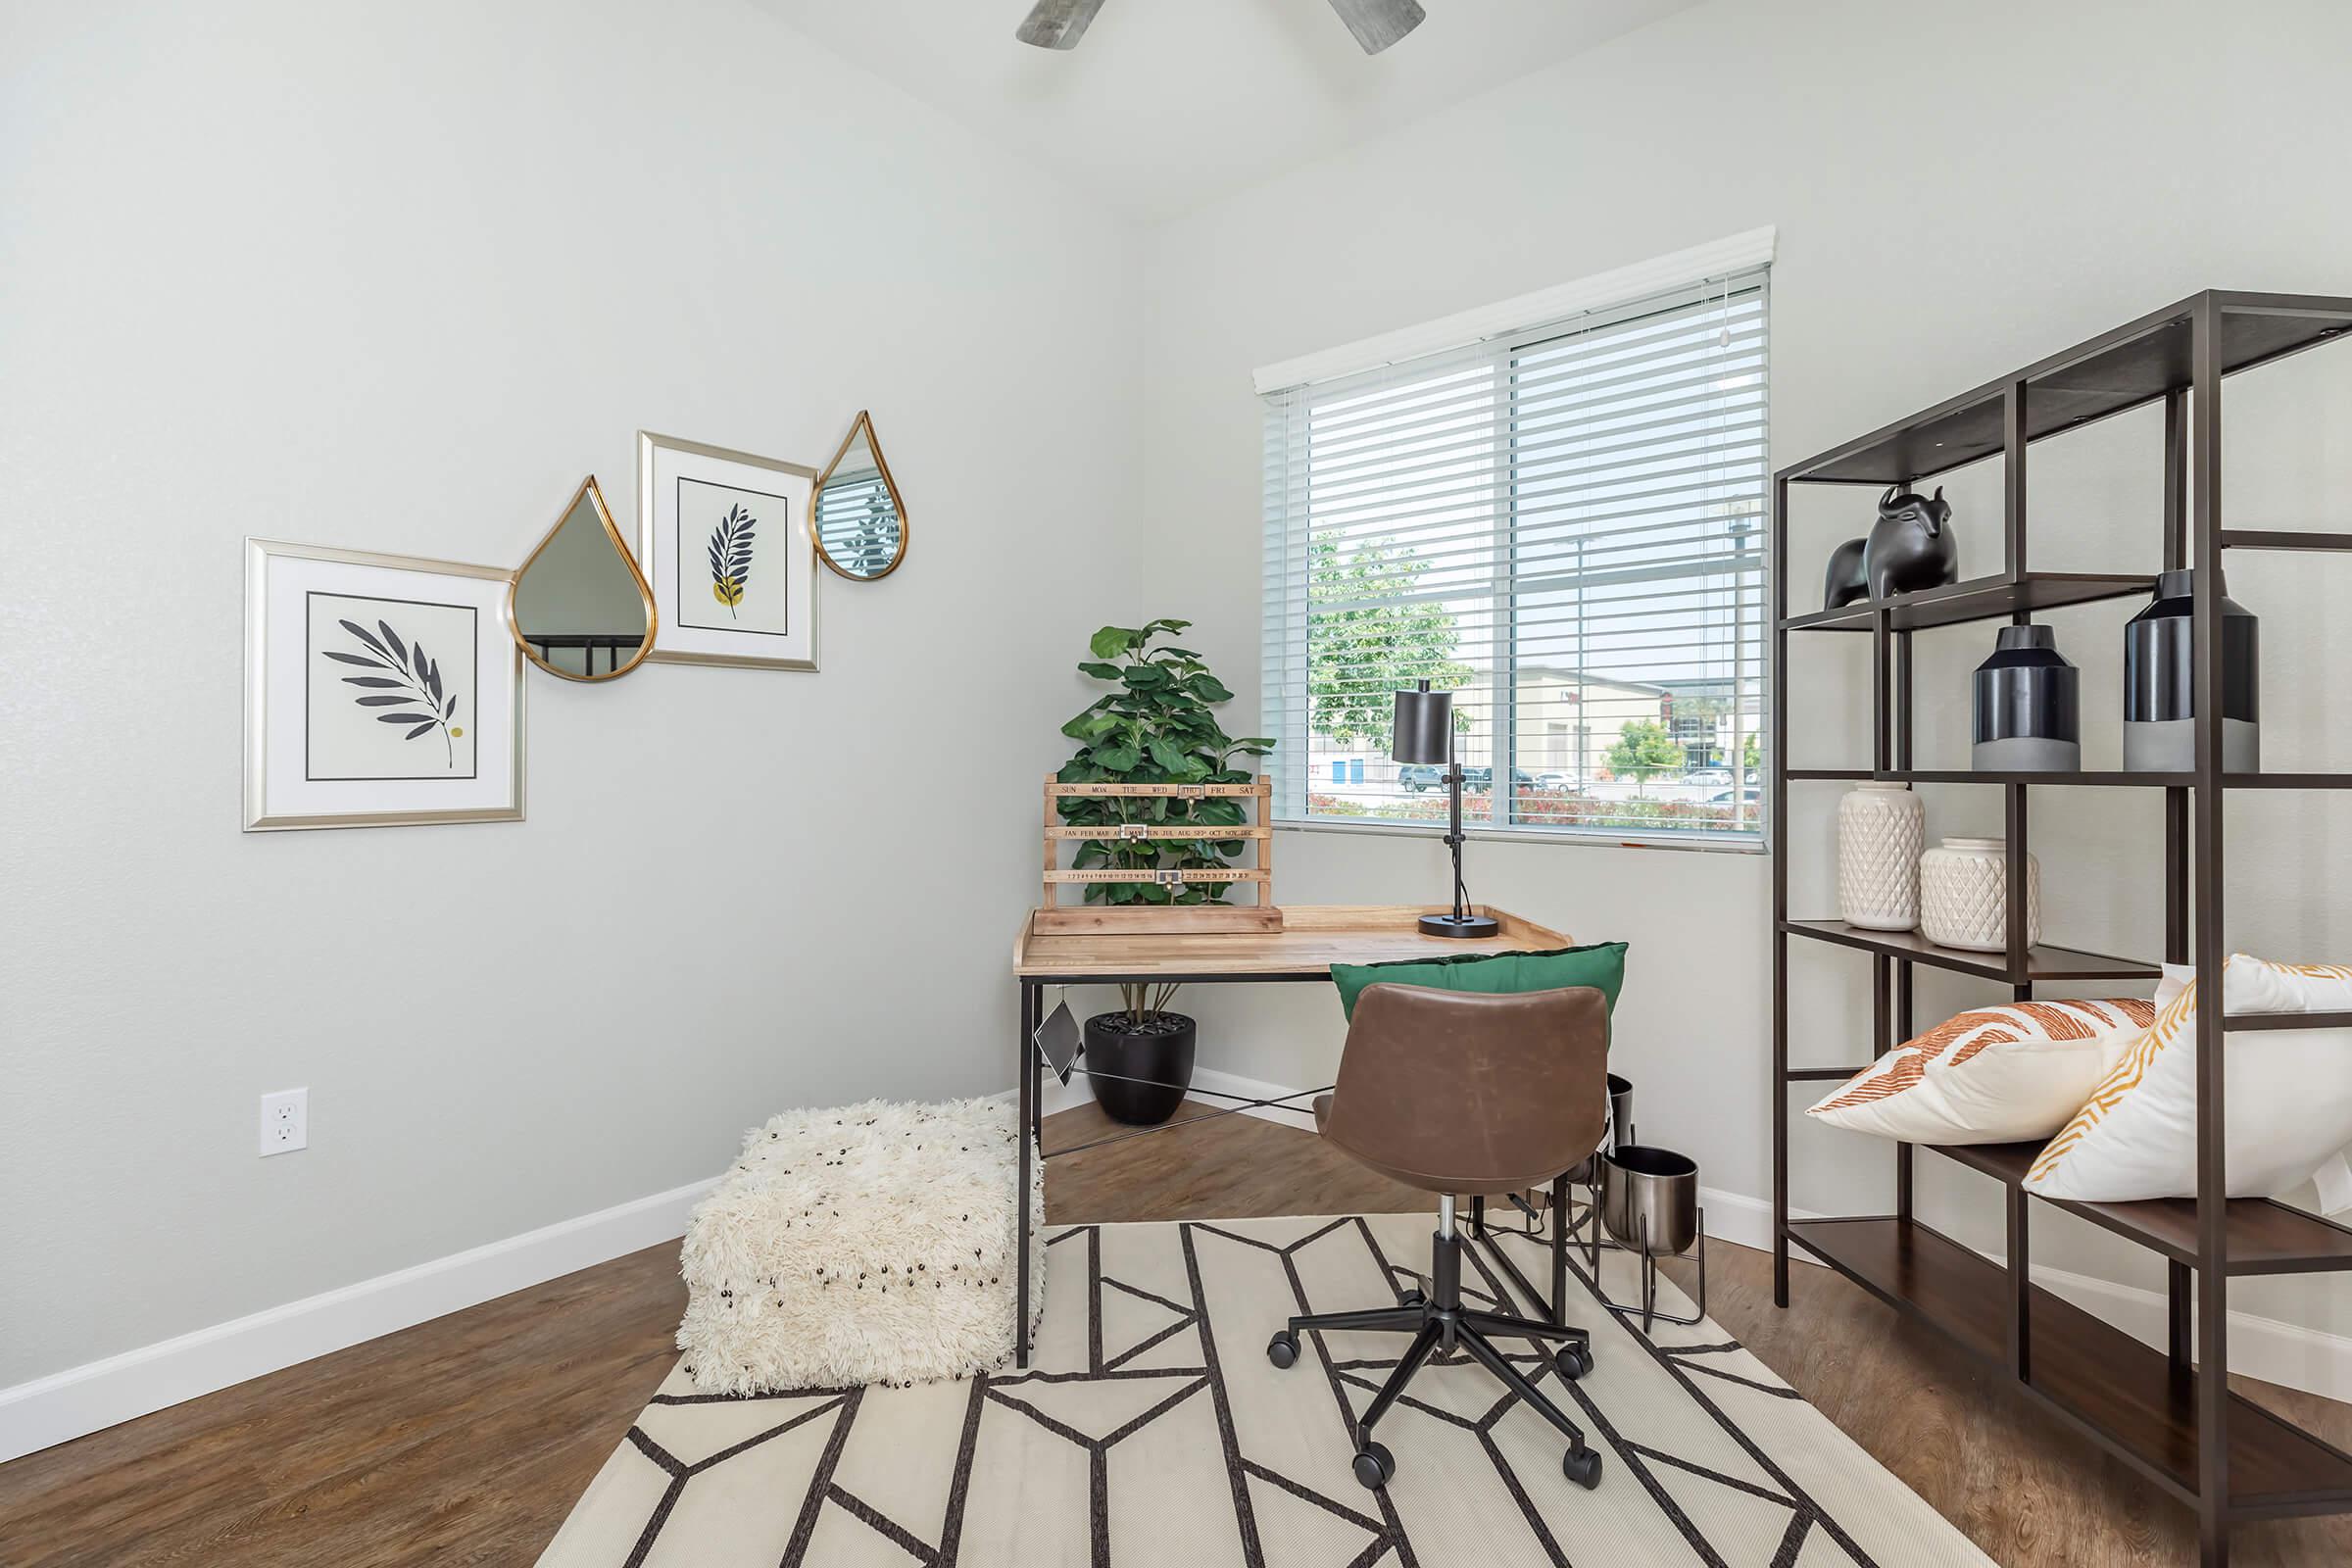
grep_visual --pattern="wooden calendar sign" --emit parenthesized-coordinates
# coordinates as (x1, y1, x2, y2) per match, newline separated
(1037, 772, 1281, 935)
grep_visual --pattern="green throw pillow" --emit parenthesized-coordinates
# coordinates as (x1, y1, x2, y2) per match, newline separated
(1329, 941, 1629, 1023)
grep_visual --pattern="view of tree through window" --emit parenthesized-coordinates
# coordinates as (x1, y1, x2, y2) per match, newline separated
(1261, 271, 1768, 844)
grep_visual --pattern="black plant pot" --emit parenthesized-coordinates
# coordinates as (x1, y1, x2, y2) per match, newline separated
(1084, 1012, 1197, 1126)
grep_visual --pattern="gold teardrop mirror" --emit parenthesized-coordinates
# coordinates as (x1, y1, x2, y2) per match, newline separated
(812, 410, 907, 581)
(509, 476, 658, 680)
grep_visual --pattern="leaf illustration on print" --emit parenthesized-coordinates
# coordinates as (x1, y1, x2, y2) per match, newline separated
(707, 503, 756, 619)
(335, 617, 463, 768)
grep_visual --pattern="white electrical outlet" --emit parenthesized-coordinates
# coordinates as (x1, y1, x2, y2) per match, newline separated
(259, 1088, 309, 1156)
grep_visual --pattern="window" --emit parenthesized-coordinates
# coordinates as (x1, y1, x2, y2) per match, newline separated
(1259, 268, 1768, 847)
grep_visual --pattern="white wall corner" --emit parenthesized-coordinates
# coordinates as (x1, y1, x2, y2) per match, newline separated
(0, 1177, 714, 1465)
(1250, 224, 1777, 394)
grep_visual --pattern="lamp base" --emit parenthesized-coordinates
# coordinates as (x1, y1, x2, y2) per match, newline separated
(1419, 912, 1501, 939)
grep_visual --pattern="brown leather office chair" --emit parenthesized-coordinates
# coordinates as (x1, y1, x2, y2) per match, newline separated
(1265, 982, 1609, 1493)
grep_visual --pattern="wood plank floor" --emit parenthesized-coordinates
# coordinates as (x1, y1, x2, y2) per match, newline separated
(2, 1101, 2346, 1565)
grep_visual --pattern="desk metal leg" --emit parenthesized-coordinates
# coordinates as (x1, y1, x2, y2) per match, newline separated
(1016, 979, 1037, 1369)
(1549, 1172, 1569, 1327)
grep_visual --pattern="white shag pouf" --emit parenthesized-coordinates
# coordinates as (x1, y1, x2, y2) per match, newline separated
(676, 1096, 1045, 1395)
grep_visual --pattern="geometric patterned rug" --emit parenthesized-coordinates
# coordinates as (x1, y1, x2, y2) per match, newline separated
(536, 1212, 1992, 1567)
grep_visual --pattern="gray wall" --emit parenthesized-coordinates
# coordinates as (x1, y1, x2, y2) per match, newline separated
(0, 0, 1142, 1384)
(1137, 0, 2352, 1336)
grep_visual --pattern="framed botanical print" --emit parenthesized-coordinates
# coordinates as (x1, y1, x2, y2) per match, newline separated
(637, 430, 819, 670)
(244, 539, 525, 830)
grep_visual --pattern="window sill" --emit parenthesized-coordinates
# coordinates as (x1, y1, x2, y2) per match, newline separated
(1273, 816, 1768, 857)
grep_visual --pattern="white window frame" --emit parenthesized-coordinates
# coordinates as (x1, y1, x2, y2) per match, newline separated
(1257, 232, 1774, 856)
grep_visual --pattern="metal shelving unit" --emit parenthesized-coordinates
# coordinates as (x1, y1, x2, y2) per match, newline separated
(1769, 290, 2352, 1565)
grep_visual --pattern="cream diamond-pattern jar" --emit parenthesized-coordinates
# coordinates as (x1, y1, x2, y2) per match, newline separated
(1919, 836, 2041, 952)
(1837, 782, 1924, 931)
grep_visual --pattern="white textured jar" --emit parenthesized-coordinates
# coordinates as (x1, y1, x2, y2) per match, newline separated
(1919, 837, 2042, 952)
(1837, 782, 1924, 931)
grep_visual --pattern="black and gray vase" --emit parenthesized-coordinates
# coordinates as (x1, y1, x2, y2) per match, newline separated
(2123, 567, 2259, 772)
(1973, 625, 2080, 771)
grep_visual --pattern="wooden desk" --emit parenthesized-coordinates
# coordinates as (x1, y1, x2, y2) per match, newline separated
(1008, 903, 1569, 1366)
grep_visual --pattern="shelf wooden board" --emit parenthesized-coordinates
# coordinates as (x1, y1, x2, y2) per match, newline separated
(1781, 291, 2352, 486)
(1786, 767, 2195, 786)
(1781, 919, 2159, 982)
(1013, 903, 1569, 980)
(1044, 780, 1263, 798)
(2222, 528, 2352, 552)
(1927, 1144, 2352, 1275)
(1786, 1216, 2352, 1515)
(1785, 768, 2352, 789)
(2229, 1009, 2352, 1031)
(1782, 571, 2154, 633)
(1045, 867, 1267, 884)
(1043, 824, 1271, 840)
(2225, 773, 2352, 790)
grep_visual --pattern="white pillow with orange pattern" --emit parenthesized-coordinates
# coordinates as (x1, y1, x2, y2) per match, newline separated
(1805, 998, 2157, 1146)
(2025, 956, 2352, 1207)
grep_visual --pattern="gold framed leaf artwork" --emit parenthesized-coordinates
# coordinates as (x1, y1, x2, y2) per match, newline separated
(637, 431, 818, 671)
(243, 539, 525, 830)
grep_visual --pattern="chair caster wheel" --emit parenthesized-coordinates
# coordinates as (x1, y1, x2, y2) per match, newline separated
(1266, 1331, 1299, 1370)
(1352, 1442, 1396, 1491)
(1396, 1289, 1426, 1309)
(1562, 1445, 1603, 1490)
(1555, 1343, 1594, 1382)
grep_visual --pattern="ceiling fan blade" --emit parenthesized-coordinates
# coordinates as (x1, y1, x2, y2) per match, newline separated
(1327, 0, 1426, 55)
(1015, 0, 1106, 50)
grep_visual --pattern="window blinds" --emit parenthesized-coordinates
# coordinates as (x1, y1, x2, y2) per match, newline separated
(1260, 270, 1769, 845)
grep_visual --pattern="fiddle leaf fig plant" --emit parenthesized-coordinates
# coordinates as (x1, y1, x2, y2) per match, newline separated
(1058, 619, 1273, 1021)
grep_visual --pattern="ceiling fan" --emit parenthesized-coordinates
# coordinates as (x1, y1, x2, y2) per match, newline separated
(1016, 0, 1426, 56)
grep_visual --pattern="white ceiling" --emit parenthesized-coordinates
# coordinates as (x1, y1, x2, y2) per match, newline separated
(754, 0, 1700, 221)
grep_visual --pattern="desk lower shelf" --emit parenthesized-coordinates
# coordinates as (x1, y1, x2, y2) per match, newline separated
(1013, 903, 1570, 980)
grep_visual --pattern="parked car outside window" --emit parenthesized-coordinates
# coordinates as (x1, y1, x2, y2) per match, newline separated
(1460, 767, 1534, 792)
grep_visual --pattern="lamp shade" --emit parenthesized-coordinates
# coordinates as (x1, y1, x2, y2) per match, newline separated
(1392, 682, 1452, 764)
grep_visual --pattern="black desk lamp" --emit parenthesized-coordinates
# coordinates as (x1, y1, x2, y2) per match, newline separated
(1393, 680, 1498, 938)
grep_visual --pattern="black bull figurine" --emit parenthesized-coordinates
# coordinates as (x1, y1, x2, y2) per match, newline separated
(1824, 485, 1959, 609)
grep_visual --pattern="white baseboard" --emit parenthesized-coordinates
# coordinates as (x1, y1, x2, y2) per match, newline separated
(1698, 1184, 1822, 1258)
(1641, 1191, 2352, 1399)
(2028, 1262, 2352, 1404)
(1629, 1192, 2352, 1401)
(18, 1098, 2346, 1476)
(0, 1176, 715, 1465)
